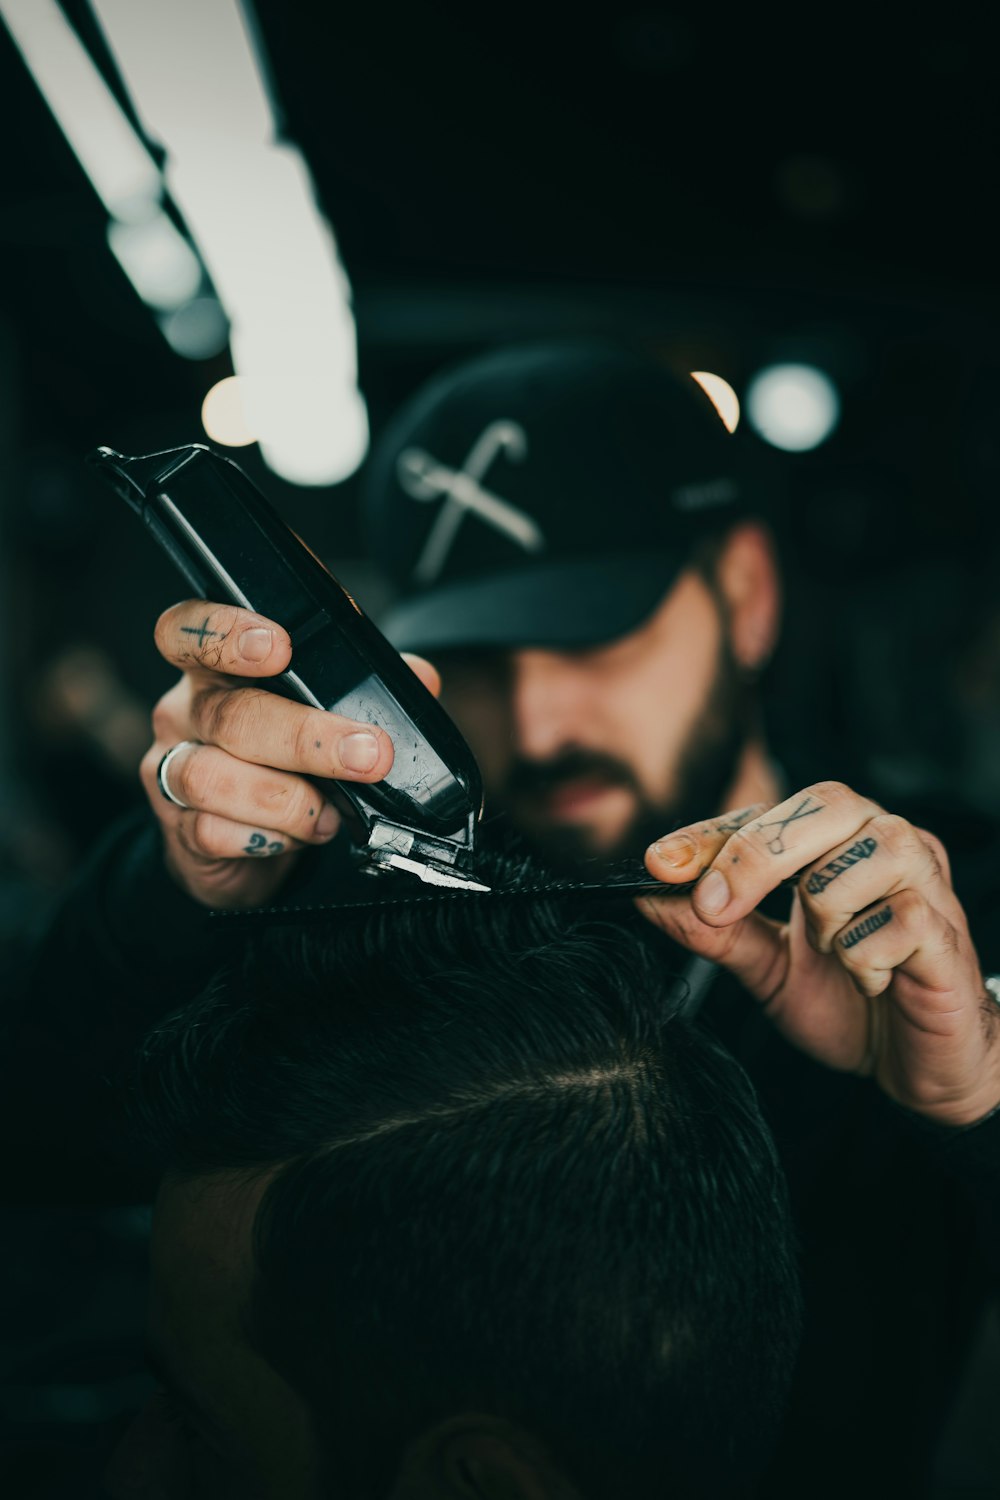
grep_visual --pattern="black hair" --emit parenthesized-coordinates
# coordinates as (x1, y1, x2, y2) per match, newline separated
(132, 886, 801, 1499)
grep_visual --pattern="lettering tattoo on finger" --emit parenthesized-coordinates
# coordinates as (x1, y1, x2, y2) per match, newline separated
(841, 906, 893, 950)
(759, 796, 825, 856)
(805, 838, 878, 895)
(243, 831, 286, 856)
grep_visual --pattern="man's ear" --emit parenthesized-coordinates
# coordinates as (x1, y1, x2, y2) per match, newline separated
(713, 521, 782, 672)
(391, 1414, 581, 1500)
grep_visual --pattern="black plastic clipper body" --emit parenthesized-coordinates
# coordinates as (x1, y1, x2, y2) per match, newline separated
(88, 444, 486, 886)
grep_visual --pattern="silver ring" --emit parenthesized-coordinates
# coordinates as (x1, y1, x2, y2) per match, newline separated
(156, 741, 199, 809)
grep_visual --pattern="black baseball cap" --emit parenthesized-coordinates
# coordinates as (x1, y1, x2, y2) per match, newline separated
(363, 340, 753, 654)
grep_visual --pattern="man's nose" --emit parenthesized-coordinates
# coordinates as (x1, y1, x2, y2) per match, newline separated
(509, 649, 585, 760)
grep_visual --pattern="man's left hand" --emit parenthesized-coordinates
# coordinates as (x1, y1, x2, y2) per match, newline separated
(640, 781, 1000, 1127)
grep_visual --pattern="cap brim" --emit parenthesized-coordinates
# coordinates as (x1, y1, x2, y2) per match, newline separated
(380, 554, 684, 653)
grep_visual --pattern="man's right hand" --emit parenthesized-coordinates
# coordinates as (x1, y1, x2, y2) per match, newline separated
(141, 599, 440, 909)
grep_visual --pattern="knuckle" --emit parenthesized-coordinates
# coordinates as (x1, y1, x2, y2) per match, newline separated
(838, 934, 879, 974)
(727, 821, 768, 861)
(801, 901, 837, 952)
(254, 771, 298, 820)
(837, 937, 863, 970)
(922, 829, 945, 858)
(918, 828, 949, 877)
(291, 781, 321, 834)
(809, 779, 853, 805)
(188, 687, 217, 741)
(868, 812, 915, 857)
(292, 711, 324, 767)
(190, 685, 224, 742)
(888, 887, 922, 928)
(802, 911, 828, 953)
(195, 685, 258, 747)
(173, 749, 209, 807)
(189, 811, 223, 858)
(797, 877, 824, 914)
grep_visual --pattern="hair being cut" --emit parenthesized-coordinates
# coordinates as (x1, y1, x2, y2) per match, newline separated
(132, 888, 801, 1499)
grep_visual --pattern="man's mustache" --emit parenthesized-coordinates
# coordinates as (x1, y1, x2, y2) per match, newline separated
(503, 750, 641, 801)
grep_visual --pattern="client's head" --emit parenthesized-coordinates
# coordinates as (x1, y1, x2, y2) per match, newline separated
(108, 893, 800, 1500)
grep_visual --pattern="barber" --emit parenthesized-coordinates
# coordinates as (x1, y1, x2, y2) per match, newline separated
(15, 344, 1000, 1495)
(143, 345, 1000, 1110)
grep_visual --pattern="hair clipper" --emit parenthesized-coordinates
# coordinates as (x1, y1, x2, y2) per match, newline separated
(88, 442, 491, 891)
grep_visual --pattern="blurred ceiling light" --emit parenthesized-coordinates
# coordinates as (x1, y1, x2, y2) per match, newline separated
(1, 0, 209, 344)
(90, 0, 368, 487)
(106, 212, 202, 310)
(202, 375, 256, 447)
(0, 0, 160, 221)
(690, 371, 740, 433)
(241, 377, 370, 487)
(89, 0, 273, 156)
(745, 363, 840, 452)
(202, 375, 369, 483)
(159, 295, 230, 360)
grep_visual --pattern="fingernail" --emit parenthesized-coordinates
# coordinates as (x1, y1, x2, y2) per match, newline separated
(694, 868, 730, 914)
(340, 731, 380, 773)
(315, 803, 339, 839)
(239, 627, 273, 662)
(650, 834, 698, 868)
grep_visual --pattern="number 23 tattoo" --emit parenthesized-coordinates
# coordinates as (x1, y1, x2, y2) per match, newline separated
(243, 831, 285, 857)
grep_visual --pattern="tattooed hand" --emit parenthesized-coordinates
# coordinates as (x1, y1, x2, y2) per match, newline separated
(140, 600, 440, 909)
(639, 781, 1000, 1127)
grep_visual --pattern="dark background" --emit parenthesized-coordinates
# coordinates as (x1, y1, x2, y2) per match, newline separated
(1, 4, 999, 1493)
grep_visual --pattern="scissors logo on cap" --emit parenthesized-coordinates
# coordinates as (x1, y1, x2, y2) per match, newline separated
(397, 420, 545, 583)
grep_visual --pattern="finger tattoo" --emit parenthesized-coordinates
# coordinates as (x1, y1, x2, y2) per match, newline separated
(715, 805, 762, 835)
(805, 838, 878, 895)
(243, 831, 286, 856)
(841, 905, 893, 950)
(759, 796, 825, 855)
(180, 616, 223, 648)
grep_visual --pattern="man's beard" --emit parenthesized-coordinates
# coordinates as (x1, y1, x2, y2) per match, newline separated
(487, 639, 755, 876)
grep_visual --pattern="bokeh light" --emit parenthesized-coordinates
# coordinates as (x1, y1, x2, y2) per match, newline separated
(160, 296, 230, 360)
(745, 363, 840, 451)
(201, 376, 256, 447)
(690, 371, 741, 433)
